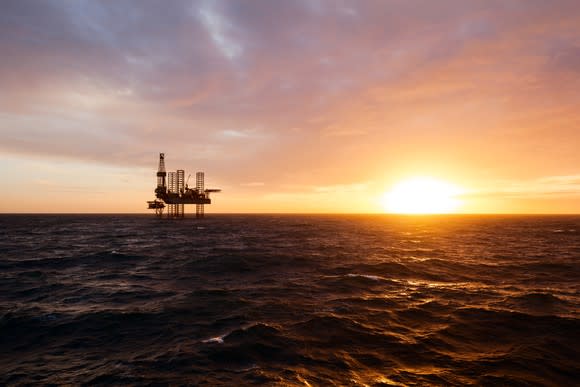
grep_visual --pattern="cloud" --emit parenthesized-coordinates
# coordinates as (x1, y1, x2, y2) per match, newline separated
(469, 175, 580, 199)
(313, 183, 368, 193)
(1, 0, 580, 192)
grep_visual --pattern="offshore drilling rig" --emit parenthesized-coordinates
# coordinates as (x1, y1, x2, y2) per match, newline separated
(147, 153, 221, 218)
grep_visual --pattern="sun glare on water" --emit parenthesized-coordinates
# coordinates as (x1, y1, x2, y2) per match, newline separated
(382, 177, 463, 214)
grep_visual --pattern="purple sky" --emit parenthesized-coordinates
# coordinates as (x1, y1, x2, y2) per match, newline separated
(1, 0, 579, 213)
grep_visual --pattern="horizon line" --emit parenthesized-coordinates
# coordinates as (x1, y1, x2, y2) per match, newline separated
(1, 212, 580, 216)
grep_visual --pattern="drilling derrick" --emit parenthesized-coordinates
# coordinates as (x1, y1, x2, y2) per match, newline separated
(147, 153, 221, 218)
(156, 153, 166, 191)
(147, 153, 167, 215)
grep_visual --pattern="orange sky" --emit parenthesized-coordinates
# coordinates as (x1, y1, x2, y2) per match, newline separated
(1, 1, 579, 213)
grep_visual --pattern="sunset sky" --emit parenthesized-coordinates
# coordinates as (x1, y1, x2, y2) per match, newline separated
(1, 0, 579, 213)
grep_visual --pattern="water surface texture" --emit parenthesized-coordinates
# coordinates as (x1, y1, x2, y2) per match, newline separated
(1, 215, 579, 385)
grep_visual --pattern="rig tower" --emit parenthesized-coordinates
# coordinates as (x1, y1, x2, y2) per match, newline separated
(147, 153, 221, 218)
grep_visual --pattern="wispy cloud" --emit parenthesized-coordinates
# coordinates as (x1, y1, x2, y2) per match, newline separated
(1, 1, 580, 212)
(469, 175, 580, 199)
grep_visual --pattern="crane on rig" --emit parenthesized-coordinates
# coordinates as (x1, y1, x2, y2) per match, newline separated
(147, 153, 221, 218)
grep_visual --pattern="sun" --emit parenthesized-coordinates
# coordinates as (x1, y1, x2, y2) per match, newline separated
(382, 177, 463, 214)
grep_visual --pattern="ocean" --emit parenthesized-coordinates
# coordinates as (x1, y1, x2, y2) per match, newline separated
(1, 214, 579, 385)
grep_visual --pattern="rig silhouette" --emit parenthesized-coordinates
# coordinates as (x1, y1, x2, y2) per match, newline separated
(147, 153, 221, 218)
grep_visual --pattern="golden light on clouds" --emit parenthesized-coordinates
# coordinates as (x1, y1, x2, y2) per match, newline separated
(0, 1, 579, 213)
(382, 177, 464, 214)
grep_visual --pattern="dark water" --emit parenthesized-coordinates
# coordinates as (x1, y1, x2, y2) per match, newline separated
(1, 214, 579, 386)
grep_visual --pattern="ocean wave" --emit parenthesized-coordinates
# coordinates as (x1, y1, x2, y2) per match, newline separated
(1, 214, 579, 385)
